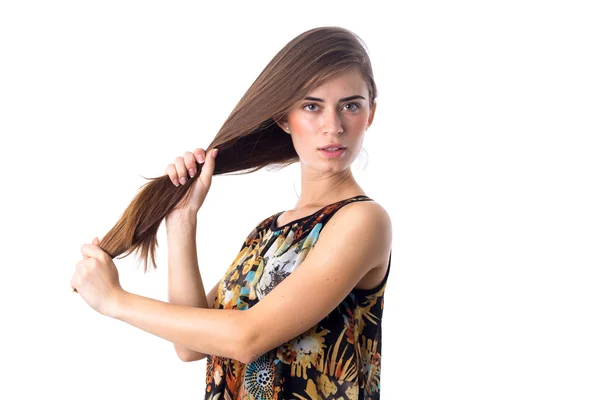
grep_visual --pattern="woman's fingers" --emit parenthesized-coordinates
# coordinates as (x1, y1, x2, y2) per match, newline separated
(165, 148, 210, 187)
(183, 151, 197, 178)
(174, 157, 187, 185)
(199, 148, 218, 188)
(164, 164, 179, 186)
(193, 148, 206, 164)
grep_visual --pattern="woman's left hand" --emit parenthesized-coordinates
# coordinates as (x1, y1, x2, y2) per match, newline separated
(71, 237, 124, 317)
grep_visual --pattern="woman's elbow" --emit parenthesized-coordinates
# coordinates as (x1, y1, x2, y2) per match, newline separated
(238, 328, 262, 365)
(176, 348, 207, 362)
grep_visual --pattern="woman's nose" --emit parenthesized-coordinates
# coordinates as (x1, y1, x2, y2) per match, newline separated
(322, 109, 343, 135)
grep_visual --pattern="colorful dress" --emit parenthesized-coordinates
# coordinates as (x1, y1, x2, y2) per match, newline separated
(205, 195, 391, 400)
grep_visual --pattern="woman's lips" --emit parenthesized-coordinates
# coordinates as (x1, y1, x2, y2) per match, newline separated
(318, 148, 346, 158)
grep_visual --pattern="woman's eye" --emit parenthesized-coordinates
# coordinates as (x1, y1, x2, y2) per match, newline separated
(303, 103, 361, 112)
(344, 102, 361, 112)
(303, 103, 319, 111)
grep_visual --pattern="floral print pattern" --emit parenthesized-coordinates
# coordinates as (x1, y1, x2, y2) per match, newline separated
(205, 195, 391, 399)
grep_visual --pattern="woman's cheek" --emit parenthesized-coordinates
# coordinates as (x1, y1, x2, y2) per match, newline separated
(295, 117, 314, 135)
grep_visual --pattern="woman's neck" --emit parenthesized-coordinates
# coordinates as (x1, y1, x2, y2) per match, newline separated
(295, 169, 365, 210)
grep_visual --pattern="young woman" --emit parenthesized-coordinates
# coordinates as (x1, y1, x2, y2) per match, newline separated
(71, 26, 392, 399)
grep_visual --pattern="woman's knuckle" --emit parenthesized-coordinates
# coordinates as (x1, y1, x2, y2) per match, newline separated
(184, 153, 196, 168)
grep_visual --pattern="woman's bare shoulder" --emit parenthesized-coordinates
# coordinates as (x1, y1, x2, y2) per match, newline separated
(323, 199, 392, 268)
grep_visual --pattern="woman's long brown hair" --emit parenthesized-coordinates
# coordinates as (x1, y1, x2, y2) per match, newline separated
(95, 26, 378, 273)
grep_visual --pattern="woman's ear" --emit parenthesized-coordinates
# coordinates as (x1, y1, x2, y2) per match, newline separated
(275, 118, 291, 135)
(367, 100, 377, 129)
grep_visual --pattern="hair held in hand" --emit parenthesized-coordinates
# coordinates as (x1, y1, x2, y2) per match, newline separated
(96, 26, 378, 272)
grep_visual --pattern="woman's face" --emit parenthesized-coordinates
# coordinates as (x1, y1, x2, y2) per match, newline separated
(279, 68, 376, 175)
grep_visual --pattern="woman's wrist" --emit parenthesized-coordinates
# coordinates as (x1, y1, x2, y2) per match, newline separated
(166, 210, 198, 227)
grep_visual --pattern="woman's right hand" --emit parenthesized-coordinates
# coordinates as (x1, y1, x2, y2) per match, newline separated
(165, 147, 219, 217)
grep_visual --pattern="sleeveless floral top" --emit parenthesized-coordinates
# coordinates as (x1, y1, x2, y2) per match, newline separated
(205, 195, 391, 400)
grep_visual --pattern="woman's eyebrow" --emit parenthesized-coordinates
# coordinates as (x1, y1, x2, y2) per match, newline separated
(303, 95, 366, 102)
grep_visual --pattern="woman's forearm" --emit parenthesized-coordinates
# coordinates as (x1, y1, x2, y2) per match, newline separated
(111, 291, 250, 363)
(165, 212, 209, 359)
(165, 213, 207, 307)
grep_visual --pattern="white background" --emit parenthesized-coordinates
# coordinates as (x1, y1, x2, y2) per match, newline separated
(1, 1, 598, 399)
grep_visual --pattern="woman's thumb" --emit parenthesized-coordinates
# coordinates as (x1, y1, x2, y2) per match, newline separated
(199, 148, 218, 187)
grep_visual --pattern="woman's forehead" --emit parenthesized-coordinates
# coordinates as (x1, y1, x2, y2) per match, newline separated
(307, 69, 368, 95)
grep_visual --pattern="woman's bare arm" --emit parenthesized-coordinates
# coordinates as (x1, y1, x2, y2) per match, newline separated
(166, 212, 214, 362)
(106, 202, 391, 366)
(171, 282, 219, 362)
